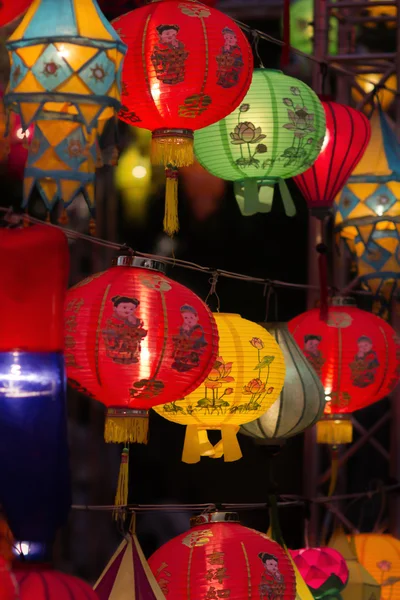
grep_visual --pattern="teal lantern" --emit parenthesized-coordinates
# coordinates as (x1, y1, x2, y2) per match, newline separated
(194, 69, 326, 216)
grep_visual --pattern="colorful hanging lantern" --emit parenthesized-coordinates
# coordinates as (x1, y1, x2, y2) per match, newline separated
(0, 0, 30, 26)
(329, 530, 381, 600)
(0, 559, 18, 600)
(293, 100, 370, 219)
(0, 226, 71, 546)
(66, 255, 218, 443)
(113, 0, 253, 235)
(335, 110, 400, 319)
(14, 565, 99, 600)
(240, 323, 325, 444)
(288, 297, 400, 445)
(290, 548, 349, 599)
(288, 0, 338, 56)
(352, 72, 396, 113)
(352, 534, 400, 600)
(94, 516, 165, 599)
(149, 511, 296, 599)
(154, 313, 285, 463)
(194, 68, 326, 217)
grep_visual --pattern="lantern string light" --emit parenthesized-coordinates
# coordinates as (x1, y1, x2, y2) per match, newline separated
(0, 207, 375, 297)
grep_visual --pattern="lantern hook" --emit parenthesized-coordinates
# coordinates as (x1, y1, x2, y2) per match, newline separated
(251, 31, 265, 69)
(205, 270, 221, 312)
(264, 283, 278, 322)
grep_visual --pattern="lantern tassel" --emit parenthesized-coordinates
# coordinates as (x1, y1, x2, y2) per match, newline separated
(105, 414, 149, 444)
(210, 426, 242, 462)
(113, 447, 129, 521)
(278, 179, 296, 216)
(151, 134, 193, 167)
(316, 417, 353, 445)
(164, 167, 179, 236)
(182, 425, 202, 464)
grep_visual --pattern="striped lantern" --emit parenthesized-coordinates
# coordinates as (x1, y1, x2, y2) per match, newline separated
(240, 323, 325, 443)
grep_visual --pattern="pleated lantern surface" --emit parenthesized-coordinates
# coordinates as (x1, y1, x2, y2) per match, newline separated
(240, 323, 325, 443)
(0, 559, 18, 600)
(94, 526, 165, 599)
(290, 548, 349, 599)
(289, 297, 400, 445)
(288, 553, 315, 600)
(329, 530, 381, 600)
(0, 226, 71, 545)
(194, 68, 326, 217)
(149, 512, 296, 600)
(352, 534, 400, 600)
(335, 110, 400, 319)
(4, 0, 126, 218)
(13, 566, 98, 600)
(66, 256, 218, 444)
(154, 313, 285, 463)
(112, 0, 253, 235)
(293, 100, 371, 219)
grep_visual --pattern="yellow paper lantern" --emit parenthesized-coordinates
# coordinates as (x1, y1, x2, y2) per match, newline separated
(352, 72, 396, 113)
(352, 534, 400, 600)
(330, 530, 381, 600)
(154, 313, 286, 464)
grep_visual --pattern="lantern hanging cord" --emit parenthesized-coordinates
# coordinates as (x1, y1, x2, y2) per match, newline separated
(0, 208, 374, 298)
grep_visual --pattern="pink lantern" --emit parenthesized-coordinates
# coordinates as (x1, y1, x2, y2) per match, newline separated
(290, 548, 349, 598)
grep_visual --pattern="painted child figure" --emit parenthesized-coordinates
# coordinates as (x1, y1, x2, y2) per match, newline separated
(259, 553, 286, 600)
(303, 334, 325, 377)
(171, 305, 207, 372)
(350, 335, 380, 388)
(151, 24, 189, 85)
(102, 296, 147, 365)
(216, 27, 244, 88)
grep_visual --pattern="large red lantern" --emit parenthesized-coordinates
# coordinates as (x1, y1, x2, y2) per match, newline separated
(290, 548, 349, 599)
(112, 0, 253, 235)
(14, 565, 98, 600)
(293, 100, 371, 219)
(0, 559, 18, 600)
(289, 297, 400, 444)
(66, 255, 218, 443)
(149, 512, 296, 599)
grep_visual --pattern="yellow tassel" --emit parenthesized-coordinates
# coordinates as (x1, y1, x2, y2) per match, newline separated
(198, 430, 215, 457)
(113, 447, 129, 521)
(182, 425, 202, 464)
(209, 426, 242, 462)
(89, 218, 96, 236)
(164, 168, 179, 236)
(105, 415, 149, 444)
(317, 417, 353, 445)
(58, 208, 68, 225)
(151, 135, 193, 167)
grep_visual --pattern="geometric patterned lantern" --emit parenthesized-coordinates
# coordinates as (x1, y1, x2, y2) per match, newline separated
(335, 110, 400, 319)
(290, 547, 349, 599)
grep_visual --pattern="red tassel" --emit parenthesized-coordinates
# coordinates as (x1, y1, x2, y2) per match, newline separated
(281, 0, 291, 68)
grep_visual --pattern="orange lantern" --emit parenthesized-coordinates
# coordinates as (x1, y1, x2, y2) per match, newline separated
(112, 0, 253, 235)
(352, 534, 400, 600)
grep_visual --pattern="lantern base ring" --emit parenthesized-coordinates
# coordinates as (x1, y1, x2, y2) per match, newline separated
(112, 255, 166, 273)
(190, 512, 240, 528)
(105, 408, 149, 444)
(316, 414, 353, 445)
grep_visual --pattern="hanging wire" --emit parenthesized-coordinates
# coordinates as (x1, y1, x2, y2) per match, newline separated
(205, 270, 221, 312)
(252, 30, 265, 69)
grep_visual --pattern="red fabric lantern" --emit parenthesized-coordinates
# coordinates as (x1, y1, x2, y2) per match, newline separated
(14, 565, 98, 600)
(290, 548, 349, 598)
(0, 226, 69, 352)
(293, 100, 371, 218)
(112, 0, 253, 235)
(288, 297, 400, 444)
(0, 559, 18, 600)
(66, 256, 218, 443)
(0, 0, 30, 26)
(149, 512, 296, 599)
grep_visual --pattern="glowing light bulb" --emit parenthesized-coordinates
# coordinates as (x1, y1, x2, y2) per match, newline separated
(57, 44, 69, 58)
(141, 348, 150, 362)
(16, 128, 29, 140)
(151, 83, 161, 101)
(320, 131, 330, 154)
(376, 205, 384, 216)
(132, 165, 148, 179)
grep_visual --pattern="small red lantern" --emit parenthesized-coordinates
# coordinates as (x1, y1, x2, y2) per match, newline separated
(113, 0, 253, 235)
(288, 297, 400, 444)
(293, 100, 371, 219)
(149, 512, 296, 599)
(66, 255, 218, 443)
(290, 548, 349, 599)
(0, 559, 18, 600)
(14, 565, 98, 600)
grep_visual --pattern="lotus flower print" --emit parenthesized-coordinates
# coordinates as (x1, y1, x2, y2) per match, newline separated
(250, 337, 264, 350)
(230, 122, 266, 145)
(230, 109, 268, 168)
(243, 378, 266, 395)
(280, 86, 317, 169)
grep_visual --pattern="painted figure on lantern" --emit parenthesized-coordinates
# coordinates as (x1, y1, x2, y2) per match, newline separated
(259, 552, 286, 600)
(102, 296, 147, 365)
(172, 304, 207, 372)
(350, 335, 380, 388)
(151, 24, 189, 85)
(303, 334, 325, 377)
(216, 27, 244, 89)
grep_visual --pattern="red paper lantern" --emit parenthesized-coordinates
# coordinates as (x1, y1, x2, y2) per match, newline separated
(66, 256, 218, 443)
(290, 548, 349, 598)
(0, 226, 69, 352)
(112, 0, 253, 235)
(14, 565, 98, 600)
(288, 297, 400, 444)
(0, 559, 18, 600)
(149, 512, 296, 599)
(0, 0, 30, 26)
(293, 100, 371, 219)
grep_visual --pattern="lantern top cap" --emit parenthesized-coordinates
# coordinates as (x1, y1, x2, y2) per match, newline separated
(331, 296, 356, 307)
(190, 511, 240, 527)
(112, 255, 166, 273)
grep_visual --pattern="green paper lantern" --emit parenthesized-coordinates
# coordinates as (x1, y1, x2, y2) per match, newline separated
(289, 0, 338, 56)
(194, 69, 326, 216)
